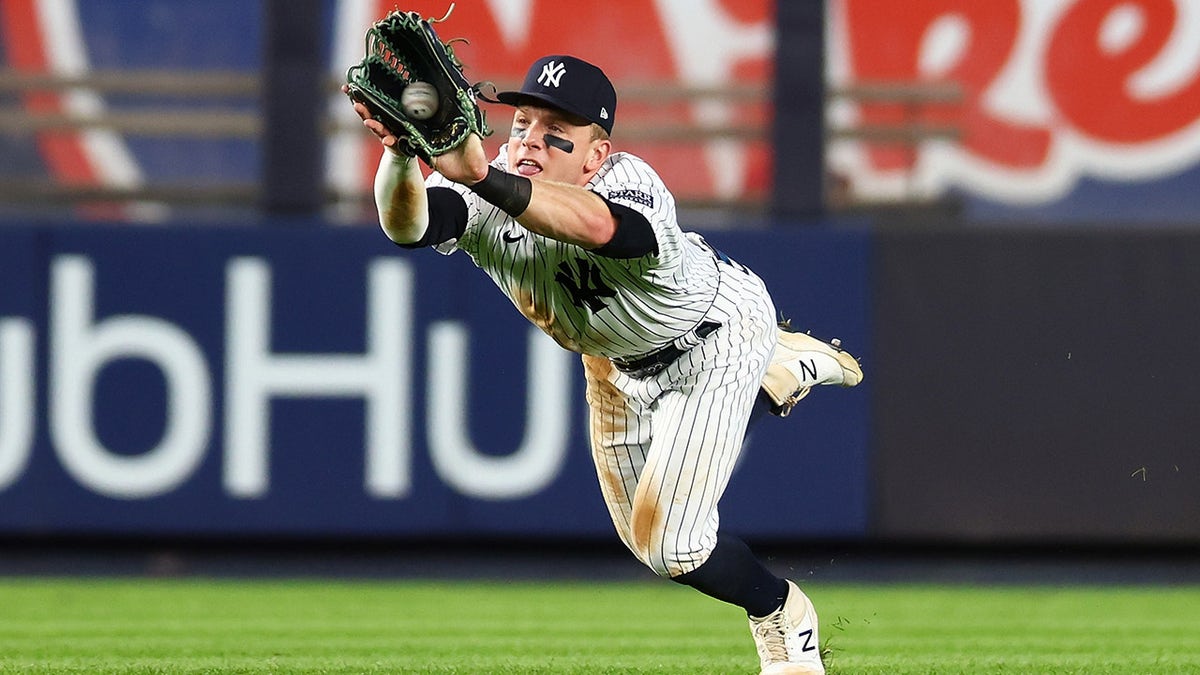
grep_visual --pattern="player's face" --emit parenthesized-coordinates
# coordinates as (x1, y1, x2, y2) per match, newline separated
(507, 105, 609, 186)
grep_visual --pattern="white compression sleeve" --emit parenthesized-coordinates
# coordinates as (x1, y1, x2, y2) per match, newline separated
(373, 150, 429, 243)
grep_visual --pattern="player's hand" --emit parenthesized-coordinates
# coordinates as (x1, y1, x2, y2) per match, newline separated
(428, 133, 489, 185)
(343, 84, 406, 154)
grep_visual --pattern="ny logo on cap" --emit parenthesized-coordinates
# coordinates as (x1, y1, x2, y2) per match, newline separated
(538, 60, 567, 88)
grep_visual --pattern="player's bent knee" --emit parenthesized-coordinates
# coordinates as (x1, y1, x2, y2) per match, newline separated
(629, 501, 714, 578)
(634, 536, 712, 579)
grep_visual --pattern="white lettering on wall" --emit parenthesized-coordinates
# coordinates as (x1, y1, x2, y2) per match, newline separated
(0, 319, 35, 490)
(222, 257, 413, 499)
(1, 253, 577, 505)
(427, 322, 571, 500)
(49, 256, 212, 499)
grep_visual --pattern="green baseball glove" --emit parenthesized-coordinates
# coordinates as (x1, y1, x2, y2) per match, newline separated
(345, 8, 491, 163)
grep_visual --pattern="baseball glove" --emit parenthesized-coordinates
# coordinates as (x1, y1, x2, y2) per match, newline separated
(345, 6, 491, 163)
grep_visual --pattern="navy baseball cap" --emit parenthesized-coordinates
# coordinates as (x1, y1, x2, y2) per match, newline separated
(496, 55, 617, 135)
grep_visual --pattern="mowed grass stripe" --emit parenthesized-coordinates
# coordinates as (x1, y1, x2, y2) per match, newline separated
(1, 578, 1199, 674)
(814, 584, 1200, 674)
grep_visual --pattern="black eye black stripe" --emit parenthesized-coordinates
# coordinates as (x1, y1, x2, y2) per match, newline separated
(543, 133, 574, 153)
(510, 127, 574, 154)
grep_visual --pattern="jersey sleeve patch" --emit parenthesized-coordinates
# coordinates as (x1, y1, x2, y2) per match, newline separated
(606, 188, 655, 209)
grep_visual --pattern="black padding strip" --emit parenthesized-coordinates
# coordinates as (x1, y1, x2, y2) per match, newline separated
(395, 187, 468, 248)
(592, 198, 658, 258)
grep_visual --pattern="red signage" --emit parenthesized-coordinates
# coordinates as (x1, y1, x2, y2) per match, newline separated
(832, 0, 1200, 203)
(330, 0, 774, 205)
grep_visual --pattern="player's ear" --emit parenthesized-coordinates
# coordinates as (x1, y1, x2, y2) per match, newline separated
(584, 138, 611, 173)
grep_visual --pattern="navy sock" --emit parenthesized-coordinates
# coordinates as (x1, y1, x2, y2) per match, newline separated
(748, 390, 774, 429)
(671, 533, 789, 617)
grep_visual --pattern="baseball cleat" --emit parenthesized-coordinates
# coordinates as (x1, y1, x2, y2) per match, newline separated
(759, 321, 863, 416)
(749, 580, 825, 675)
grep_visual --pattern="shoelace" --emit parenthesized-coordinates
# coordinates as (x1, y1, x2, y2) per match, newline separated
(777, 386, 812, 417)
(752, 612, 790, 663)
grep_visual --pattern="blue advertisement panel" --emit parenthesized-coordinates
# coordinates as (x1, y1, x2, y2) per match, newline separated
(0, 223, 869, 539)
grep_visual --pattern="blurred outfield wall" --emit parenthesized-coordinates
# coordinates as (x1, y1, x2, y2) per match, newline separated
(1, 222, 1198, 545)
(0, 223, 869, 540)
(7, 0, 1200, 222)
(1, 1, 1199, 545)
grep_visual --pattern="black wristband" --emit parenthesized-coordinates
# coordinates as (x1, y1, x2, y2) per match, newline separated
(468, 166, 532, 218)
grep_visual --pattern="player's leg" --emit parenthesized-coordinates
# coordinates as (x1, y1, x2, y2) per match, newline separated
(627, 367, 775, 583)
(583, 269, 827, 672)
(673, 531, 788, 617)
(636, 268, 825, 673)
(581, 353, 651, 559)
(637, 373, 825, 674)
(581, 351, 778, 616)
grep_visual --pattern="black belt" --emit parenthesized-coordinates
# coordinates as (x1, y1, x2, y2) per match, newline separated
(612, 321, 721, 379)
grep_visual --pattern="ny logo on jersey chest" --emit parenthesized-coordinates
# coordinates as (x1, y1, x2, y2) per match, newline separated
(555, 259, 616, 312)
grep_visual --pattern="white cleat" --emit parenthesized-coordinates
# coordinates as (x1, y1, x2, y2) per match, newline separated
(775, 329, 863, 388)
(760, 323, 863, 416)
(749, 580, 825, 675)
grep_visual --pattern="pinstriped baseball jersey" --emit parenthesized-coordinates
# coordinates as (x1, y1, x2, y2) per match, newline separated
(425, 147, 720, 358)
(421, 142, 781, 580)
(365, 50, 839, 668)
(585, 258, 777, 577)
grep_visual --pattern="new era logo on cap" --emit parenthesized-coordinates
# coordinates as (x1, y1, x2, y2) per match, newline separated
(495, 55, 617, 135)
(537, 60, 567, 88)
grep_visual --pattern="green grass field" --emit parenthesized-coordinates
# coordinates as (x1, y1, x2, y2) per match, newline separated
(1, 577, 1198, 674)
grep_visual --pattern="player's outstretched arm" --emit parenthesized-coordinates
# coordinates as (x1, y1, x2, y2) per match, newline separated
(517, 181, 616, 249)
(435, 134, 617, 250)
(347, 87, 430, 244)
(373, 150, 429, 244)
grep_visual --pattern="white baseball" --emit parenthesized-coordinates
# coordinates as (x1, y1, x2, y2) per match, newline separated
(402, 82, 439, 120)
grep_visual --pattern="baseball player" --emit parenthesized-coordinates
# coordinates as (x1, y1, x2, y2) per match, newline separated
(349, 54, 861, 675)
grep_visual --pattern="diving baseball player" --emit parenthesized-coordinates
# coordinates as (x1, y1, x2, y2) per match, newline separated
(350, 54, 862, 675)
